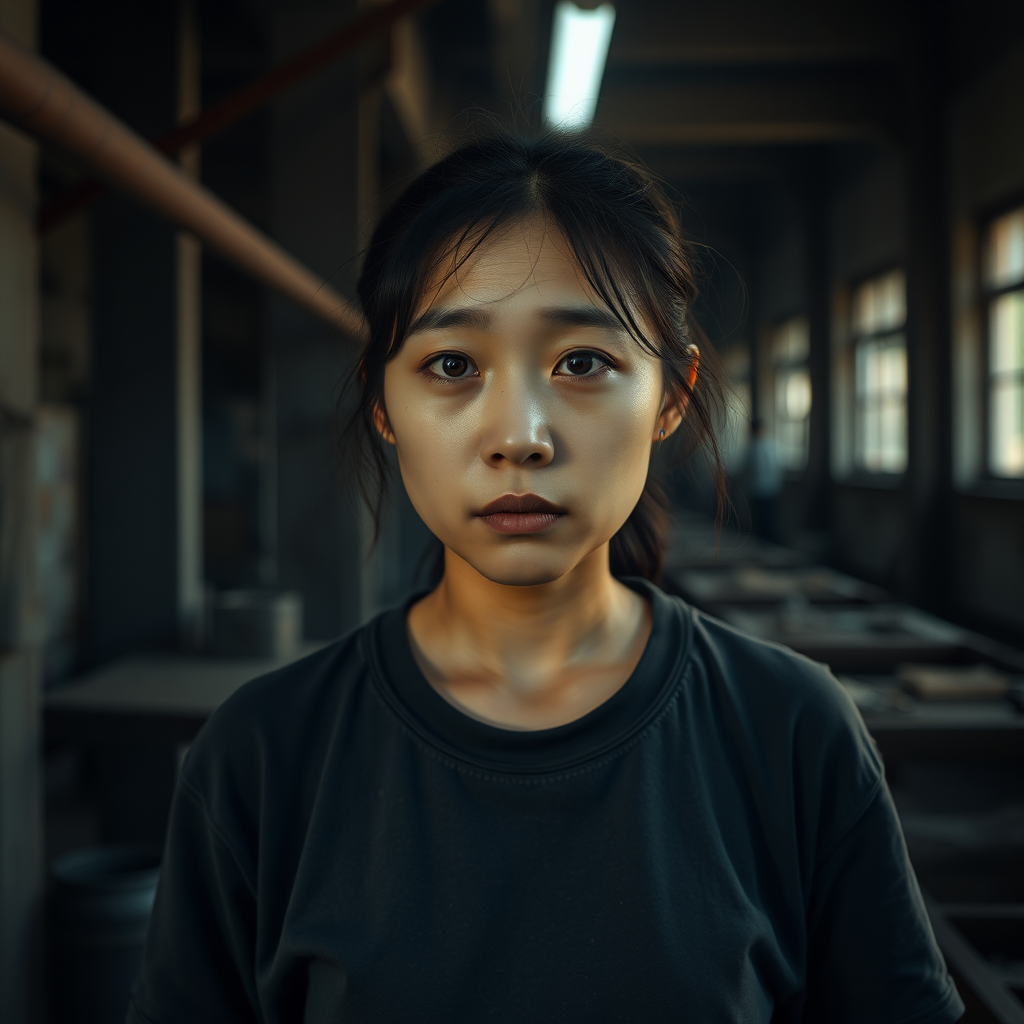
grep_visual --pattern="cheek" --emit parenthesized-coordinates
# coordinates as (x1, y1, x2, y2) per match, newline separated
(384, 378, 471, 522)
(565, 377, 660, 502)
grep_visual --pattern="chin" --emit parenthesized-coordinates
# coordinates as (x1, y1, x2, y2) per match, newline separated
(458, 545, 581, 588)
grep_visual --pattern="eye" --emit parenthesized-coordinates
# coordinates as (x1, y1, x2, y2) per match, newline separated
(425, 352, 477, 381)
(555, 350, 611, 378)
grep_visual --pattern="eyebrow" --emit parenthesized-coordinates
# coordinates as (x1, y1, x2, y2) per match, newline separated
(539, 305, 627, 334)
(405, 304, 626, 338)
(406, 307, 491, 336)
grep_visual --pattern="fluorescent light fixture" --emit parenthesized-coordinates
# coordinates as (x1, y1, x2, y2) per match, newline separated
(543, 2, 616, 129)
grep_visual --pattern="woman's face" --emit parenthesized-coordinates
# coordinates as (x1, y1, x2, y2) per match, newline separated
(380, 217, 683, 587)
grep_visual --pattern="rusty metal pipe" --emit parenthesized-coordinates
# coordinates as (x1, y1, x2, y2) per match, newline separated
(0, 31, 366, 340)
(38, 0, 440, 233)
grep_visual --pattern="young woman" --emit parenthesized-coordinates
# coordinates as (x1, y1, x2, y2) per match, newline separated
(129, 132, 963, 1023)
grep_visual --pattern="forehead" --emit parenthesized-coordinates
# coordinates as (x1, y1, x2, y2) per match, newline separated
(415, 216, 603, 315)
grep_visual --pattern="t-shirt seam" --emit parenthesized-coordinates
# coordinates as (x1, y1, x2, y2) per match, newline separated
(369, 667, 690, 783)
(362, 589, 695, 782)
(177, 772, 259, 898)
(812, 772, 884, 870)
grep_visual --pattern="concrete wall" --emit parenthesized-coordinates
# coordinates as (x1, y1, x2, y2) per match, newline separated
(946, 38, 1024, 633)
(756, 184, 805, 325)
(826, 142, 909, 586)
(0, 0, 43, 1017)
(266, 0, 367, 639)
(830, 145, 906, 282)
(821, 45, 1024, 631)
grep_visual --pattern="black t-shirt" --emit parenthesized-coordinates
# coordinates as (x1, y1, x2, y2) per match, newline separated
(129, 579, 964, 1024)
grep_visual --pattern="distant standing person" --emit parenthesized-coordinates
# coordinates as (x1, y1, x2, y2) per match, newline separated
(745, 416, 783, 542)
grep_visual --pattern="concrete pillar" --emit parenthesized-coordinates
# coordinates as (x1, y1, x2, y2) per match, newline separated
(66, 0, 203, 848)
(84, 0, 202, 663)
(0, 0, 43, 1016)
(177, 0, 203, 647)
(801, 153, 832, 532)
(901, 25, 952, 609)
(265, 0, 366, 638)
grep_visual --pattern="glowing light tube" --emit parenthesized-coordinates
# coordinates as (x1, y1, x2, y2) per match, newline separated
(542, 2, 616, 129)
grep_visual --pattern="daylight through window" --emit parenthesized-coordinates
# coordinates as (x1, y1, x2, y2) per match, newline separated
(984, 206, 1024, 478)
(771, 317, 811, 471)
(852, 269, 907, 474)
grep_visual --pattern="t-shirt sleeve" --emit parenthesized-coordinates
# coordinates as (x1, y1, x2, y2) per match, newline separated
(127, 774, 260, 1024)
(803, 779, 964, 1024)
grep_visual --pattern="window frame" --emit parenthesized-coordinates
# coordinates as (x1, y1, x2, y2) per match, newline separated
(980, 201, 1024, 482)
(850, 267, 908, 478)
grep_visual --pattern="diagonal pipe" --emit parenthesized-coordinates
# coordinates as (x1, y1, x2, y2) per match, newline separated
(38, 0, 440, 234)
(0, 31, 366, 339)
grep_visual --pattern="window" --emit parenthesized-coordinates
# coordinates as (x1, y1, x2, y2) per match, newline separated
(721, 344, 752, 472)
(852, 269, 907, 474)
(984, 206, 1024, 478)
(770, 317, 811, 471)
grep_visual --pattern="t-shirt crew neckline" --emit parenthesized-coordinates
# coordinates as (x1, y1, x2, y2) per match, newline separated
(368, 576, 693, 775)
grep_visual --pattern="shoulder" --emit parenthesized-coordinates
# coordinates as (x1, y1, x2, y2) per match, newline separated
(178, 622, 374, 827)
(687, 606, 867, 734)
(678, 601, 884, 847)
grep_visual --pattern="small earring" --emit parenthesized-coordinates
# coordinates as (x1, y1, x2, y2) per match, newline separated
(659, 429, 666, 439)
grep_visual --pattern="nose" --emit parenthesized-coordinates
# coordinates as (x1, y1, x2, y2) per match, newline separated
(480, 378, 554, 468)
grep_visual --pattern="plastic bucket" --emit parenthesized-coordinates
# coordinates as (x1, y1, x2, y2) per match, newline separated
(48, 845, 161, 1024)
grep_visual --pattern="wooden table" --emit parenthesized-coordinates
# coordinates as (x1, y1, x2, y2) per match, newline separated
(45, 646, 324, 745)
(716, 604, 973, 673)
(671, 565, 889, 610)
(860, 701, 1024, 763)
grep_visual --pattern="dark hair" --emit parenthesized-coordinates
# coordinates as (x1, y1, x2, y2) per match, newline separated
(343, 129, 726, 581)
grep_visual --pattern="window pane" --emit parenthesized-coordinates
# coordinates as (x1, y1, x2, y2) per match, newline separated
(879, 340, 907, 395)
(855, 333, 907, 473)
(772, 316, 809, 363)
(777, 418, 808, 471)
(852, 270, 906, 335)
(986, 206, 1024, 290)
(721, 346, 751, 470)
(989, 377, 1024, 477)
(856, 337, 883, 394)
(860, 403, 881, 470)
(990, 290, 1024, 374)
(852, 279, 877, 335)
(784, 369, 812, 419)
(774, 367, 810, 471)
(877, 269, 906, 332)
(879, 398, 908, 473)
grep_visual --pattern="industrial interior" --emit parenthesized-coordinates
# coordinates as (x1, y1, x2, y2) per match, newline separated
(0, 0, 1022, 1020)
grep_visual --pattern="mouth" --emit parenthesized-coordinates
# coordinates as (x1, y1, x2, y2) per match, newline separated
(476, 493, 567, 535)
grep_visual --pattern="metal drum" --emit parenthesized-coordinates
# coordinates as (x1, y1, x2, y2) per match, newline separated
(48, 845, 161, 1024)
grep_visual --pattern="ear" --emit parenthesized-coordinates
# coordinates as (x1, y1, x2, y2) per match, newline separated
(654, 345, 699, 442)
(373, 401, 396, 446)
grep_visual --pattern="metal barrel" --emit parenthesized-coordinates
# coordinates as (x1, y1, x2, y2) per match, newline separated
(47, 845, 161, 1024)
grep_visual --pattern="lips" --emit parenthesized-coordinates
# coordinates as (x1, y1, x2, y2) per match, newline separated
(477, 493, 566, 534)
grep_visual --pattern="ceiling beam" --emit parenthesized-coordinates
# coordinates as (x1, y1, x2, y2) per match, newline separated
(638, 146, 806, 185)
(606, 43, 894, 69)
(596, 75, 900, 146)
(606, 0, 901, 69)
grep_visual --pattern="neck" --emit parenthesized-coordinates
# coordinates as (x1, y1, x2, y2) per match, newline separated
(408, 545, 649, 709)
